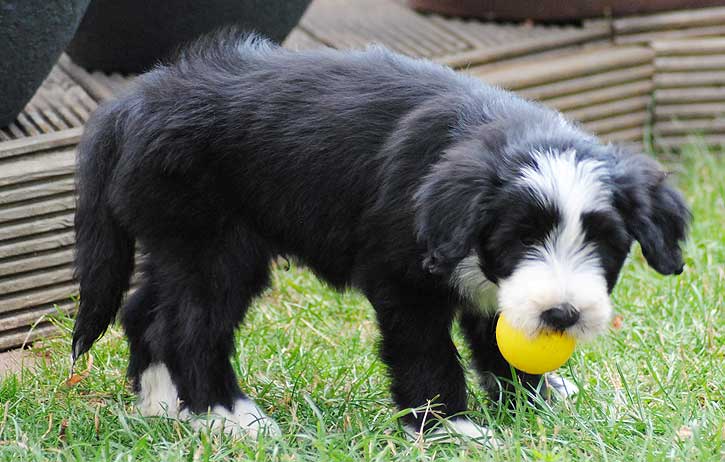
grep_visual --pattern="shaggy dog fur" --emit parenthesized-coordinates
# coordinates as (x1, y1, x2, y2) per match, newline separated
(72, 32, 690, 438)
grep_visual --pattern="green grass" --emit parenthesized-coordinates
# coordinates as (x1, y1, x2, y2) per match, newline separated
(1, 145, 723, 461)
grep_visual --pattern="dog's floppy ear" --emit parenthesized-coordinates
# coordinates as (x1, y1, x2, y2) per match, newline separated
(414, 140, 499, 275)
(612, 151, 691, 275)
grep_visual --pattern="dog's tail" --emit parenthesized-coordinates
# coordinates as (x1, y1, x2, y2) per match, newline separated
(72, 101, 135, 362)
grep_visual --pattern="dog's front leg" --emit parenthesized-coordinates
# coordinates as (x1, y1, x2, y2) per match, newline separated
(365, 283, 493, 442)
(459, 310, 549, 404)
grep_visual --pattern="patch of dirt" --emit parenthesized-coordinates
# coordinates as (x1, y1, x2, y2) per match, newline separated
(0, 349, 36, 378)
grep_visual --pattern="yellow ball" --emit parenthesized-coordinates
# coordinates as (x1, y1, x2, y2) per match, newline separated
(495, 314, 576, 375)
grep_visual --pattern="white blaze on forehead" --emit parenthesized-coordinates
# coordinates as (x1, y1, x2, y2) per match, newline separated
(499, 149, 613, 340)
(520, 148, 612, 275)
(520, 148, 610, 213)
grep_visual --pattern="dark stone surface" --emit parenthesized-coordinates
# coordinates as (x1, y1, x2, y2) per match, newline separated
(0, 0, 90, 127)
(67, 0, 312, 73)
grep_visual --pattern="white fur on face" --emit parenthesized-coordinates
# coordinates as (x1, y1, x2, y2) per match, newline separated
(451, 254, 498, 312)
(498, 149, 613, 341)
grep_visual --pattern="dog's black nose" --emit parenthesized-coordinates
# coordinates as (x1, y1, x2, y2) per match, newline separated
(541, 303, 580, 330)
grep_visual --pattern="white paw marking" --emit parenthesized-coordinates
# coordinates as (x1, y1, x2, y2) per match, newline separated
(546, 373, 579, 399)
(192, 398, 281, 438)
(441, 418, 498, 443)
(136, 365, 278, 437)
(137, 363, 183, 418)
(405, 418, 500, 447)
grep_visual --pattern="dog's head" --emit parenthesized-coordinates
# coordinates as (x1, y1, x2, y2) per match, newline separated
(414, 138, 690, 341)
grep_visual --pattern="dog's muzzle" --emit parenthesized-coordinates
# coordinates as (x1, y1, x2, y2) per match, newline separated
(541, 302, 580, 330)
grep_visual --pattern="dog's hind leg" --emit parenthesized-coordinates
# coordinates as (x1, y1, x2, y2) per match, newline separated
(138, 224, 279, 437)
(121, 267, 188, 419)
(120, 280, 165, 411)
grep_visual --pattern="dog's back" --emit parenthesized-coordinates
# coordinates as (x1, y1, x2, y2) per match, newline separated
(89, 33, 545, 283)
(71, 33, 460, 353)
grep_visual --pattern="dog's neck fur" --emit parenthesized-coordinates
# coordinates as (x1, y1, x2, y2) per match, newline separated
(450, 253, 498, 313)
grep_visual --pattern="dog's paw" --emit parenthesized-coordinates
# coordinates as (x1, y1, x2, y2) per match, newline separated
(191, 398, 281, 438)
(545, 373, 579, 400)
(405, 418, 501, 448)
(439, 418, 499, 446)
(136, 363, 185, 418)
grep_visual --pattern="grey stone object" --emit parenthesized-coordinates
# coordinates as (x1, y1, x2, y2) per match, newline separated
(66, 0, 312, 73)
(0, 0, 90, 127)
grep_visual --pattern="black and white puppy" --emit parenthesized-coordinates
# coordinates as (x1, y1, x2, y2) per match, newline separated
(72, 32, 690, 439)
